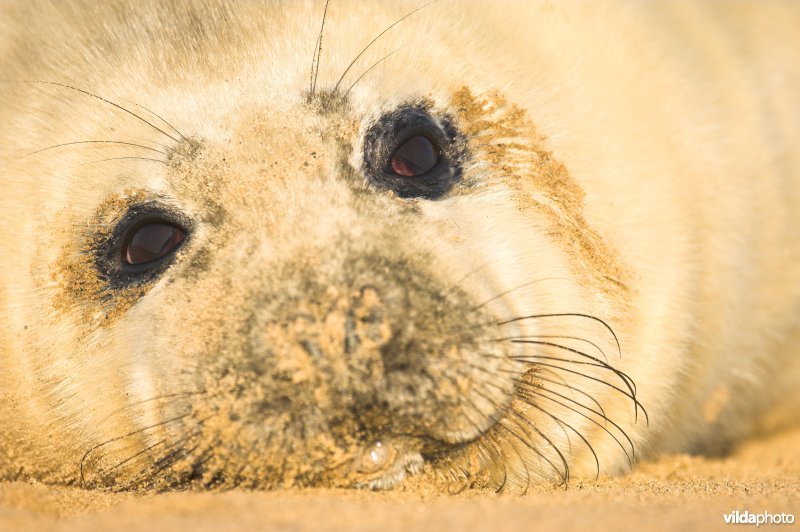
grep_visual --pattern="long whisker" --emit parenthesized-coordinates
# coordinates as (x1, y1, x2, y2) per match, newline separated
(501, 334, 609, 362)
(122, 98, 187, 141)
(474, 356, 632, 466)
(132, 136, 173, 152)
(342, 46, 404, 99)
(230, 430, 267, 489)
(473, 277, 573, 311)
(527, 383, 635, 464)
(23, 140, 168, 158)
(469, 359, 609, 423)
(3, 80, 182, 143)
(490, 359, 635, 461)
(463, 383, 565, 488)
(89, 156, 168, 165)
(509, 385, 600, 479)
(79, 412, 191, 487)
(105, 438, 167, 474)
(139, 440, 205, 490)
(473, 386, 569, 487)
(504, 339, 635, 396)
(507, 357, 649, 425)
(331, 0, 437, 94)
(495, 459, 508, 493)
(95, 390, 207, 427)
(497, 312, 623, 358)
(309, 0, 332, 97)
(528, 371, 610, 420)
(126, 414, 217, 490)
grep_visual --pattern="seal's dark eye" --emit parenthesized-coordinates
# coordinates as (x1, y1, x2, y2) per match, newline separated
(390, 135, 438, 177)
(363, 105, 464, 200)
(125, 223, 185, 266)
(96, 201, 192, 289)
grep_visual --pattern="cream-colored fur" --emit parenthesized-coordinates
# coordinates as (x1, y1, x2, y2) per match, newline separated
(1, 1, 798, 490)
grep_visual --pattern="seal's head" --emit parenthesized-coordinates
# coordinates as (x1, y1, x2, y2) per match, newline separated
(1, 1, 642, 491)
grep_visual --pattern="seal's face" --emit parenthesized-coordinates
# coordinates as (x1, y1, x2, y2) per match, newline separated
(2, 1, 644, 491)
(62, 95, 535, 490)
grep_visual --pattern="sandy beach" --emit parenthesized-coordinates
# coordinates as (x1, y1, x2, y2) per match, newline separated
(2, 427, 798, 532)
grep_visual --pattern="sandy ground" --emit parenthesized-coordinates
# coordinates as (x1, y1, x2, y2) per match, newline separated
(1, 428, 798, 532)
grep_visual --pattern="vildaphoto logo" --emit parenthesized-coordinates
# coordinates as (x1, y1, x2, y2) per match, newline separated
(723, 510, 796, 526)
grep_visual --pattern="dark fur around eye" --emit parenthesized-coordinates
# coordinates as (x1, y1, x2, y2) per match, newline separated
(362, 105, 465, 199)
(96, 201, 192, 289)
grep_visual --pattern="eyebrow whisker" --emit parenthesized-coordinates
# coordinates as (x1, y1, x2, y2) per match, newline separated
(23, 140, 168, 159)
(3, 80, 182, 143)
(331, 0, 437, 94)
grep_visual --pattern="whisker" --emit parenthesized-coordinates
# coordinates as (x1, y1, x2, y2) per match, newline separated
(127, 415, 217, 490)
(186, 439, 222, 485)
(472, 387, 569, 487)
(505, 339, 635, 396)
(331, 0, 437, 94)
(506, 357, 649, 425)
(502, 383, 600, 480)
(230, 431, 267, 489)
(436, 372, 497, 454)
(497, 313, 622, 359)
(309, 0, 332, 97)
(472, 277, 573, 311)
(132, 136, 173, 152)
(3, 80, 182, 143)
(479, 431, 507, 491)
(23, 140, 167, 158)
(526, 383, 635, 465)
(89, 156, 168, 165)
(106, 438, 167, 474)
(342, 46, 404, 99)
(443, 380, 531, 491)
(468, 364, 602, 450)
(493, 422, 533, 492)
(499, 334, 609, 362)
(516, 352, 641, 437)
(500, 418, 561, 489)
(453, 465, 472, 494)
(477, 354, 632, 465)
(144, 441, 204, 489)
(530, 371, 610, 421)
(484, 356, 635, 462)
(95, 390, 207, 430)
(496, 461, 508, 493)
(473, 359, 597, 416)
(122, 98, 187, 141)
(79, 412, 191, 487)
(529, 400, 599, 480)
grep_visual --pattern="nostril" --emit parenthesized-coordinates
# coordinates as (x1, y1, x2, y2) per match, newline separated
(386, 361, 411, 373)
(379, 337, 416, 374)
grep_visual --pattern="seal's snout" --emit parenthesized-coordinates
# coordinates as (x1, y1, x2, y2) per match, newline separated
(245, 251, 513, 447)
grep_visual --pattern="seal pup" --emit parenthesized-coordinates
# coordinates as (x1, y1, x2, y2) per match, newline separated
(1, 0, 799, 491)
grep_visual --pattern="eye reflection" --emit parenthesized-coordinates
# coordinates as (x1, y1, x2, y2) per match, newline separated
(390, 135, 438, 177)
(125, 223, 185, 265)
